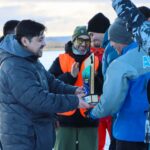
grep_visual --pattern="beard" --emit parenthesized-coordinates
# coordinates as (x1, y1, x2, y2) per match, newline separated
(37, 49, 43, 57)
(36, 47, 44, 57)
(91, 40, 101, 48)
(37, 45, 45, 57)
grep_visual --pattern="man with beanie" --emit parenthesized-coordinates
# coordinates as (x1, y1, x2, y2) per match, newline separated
(101, 7, 150, 149)
(88, 13, 150, 150)
(110, 0, 150, 149)
(88, 12, 112, 150)
(108, 17, 137, 55)
(102, 5, 150, 79)
(49, 26, 103, 150)
(88, 12, 110, 60)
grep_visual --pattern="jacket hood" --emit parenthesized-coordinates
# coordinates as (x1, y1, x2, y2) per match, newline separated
(0, 34, 34, 58)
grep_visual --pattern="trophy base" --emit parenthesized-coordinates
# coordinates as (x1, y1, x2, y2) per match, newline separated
(84, 95, 99, 105)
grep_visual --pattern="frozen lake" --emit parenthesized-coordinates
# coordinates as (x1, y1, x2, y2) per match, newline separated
(40, 50, 63, 70)
(40, 50, 110, 150)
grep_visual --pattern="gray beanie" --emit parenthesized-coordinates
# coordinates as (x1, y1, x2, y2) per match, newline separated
(108, 17, 133, 44)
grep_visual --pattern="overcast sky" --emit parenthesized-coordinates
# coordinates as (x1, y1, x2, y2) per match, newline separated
(0, 0, 149, 36)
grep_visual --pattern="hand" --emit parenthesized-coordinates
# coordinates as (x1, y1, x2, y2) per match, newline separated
(71, 62, 79, 78)
(78, 99, 91, 109)
(75, 86, 86, 97)
(77, 94, 93, 109)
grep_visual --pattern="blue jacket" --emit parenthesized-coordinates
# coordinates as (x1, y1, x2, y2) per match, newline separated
(91, 46, 150, 141)
(102, 43, 118, 79)
(102, 31, 118, 79)
(0, 35, 79, 150)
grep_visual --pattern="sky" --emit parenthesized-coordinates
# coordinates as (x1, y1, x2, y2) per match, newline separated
(0, 0, 150, 36)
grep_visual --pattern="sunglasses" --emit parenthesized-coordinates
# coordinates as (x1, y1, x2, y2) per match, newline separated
(76, 38, 91, 46)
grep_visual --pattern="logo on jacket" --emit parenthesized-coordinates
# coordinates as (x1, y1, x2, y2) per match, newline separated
(143, 56, 150, 68)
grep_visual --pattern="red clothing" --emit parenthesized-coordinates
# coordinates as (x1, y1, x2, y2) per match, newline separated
(90, 47, 104, 61)
(98, 117, 112, 150)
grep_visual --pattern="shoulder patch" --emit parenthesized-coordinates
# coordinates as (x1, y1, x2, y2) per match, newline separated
(143, 56, 150, 68)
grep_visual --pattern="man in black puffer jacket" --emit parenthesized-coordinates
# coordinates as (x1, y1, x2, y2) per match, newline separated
(0, 20, 90, 150)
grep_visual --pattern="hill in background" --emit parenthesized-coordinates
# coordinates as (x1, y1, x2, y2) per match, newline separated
(44, 36, 71, 50)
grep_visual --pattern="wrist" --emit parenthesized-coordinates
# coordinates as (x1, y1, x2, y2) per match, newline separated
(90, 111, 97, 119)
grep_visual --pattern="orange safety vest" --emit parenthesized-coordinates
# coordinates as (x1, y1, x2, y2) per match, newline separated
(58, 53, 99, 117)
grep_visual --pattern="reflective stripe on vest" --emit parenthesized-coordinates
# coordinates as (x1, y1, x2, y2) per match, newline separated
(58, 53, 99, 117)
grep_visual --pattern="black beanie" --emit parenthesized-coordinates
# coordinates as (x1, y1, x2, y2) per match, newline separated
(87, 13, 110, 33)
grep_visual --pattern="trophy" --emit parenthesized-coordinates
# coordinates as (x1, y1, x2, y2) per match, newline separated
(82, 53, 99, 105)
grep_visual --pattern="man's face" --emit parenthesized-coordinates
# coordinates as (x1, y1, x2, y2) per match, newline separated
(73, 35, 90, 55)
(89, 32, 104, 48)
(24, 33, 46, 57)
(110, 41, 126, 55)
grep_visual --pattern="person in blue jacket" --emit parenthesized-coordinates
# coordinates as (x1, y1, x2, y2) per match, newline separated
(0, 20, 90, 150)
(89, 0, 150, 149)
(101, 6, 150, 150)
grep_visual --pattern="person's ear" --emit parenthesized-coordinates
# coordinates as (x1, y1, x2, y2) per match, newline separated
(21, 37, 30, 47)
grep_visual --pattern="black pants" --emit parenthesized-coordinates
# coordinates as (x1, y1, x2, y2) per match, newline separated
(109, 116, 116, 150)
(116, 140, 149, 150)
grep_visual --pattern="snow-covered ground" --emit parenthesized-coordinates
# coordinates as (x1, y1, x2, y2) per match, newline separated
(39, 50, 61, 70)
(40, 50, 110, 150)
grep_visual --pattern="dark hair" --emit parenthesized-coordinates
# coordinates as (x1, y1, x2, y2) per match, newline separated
(16, 19, 46, 44)
(138, 6, 150, 20)
(3, 20, 20, 36)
